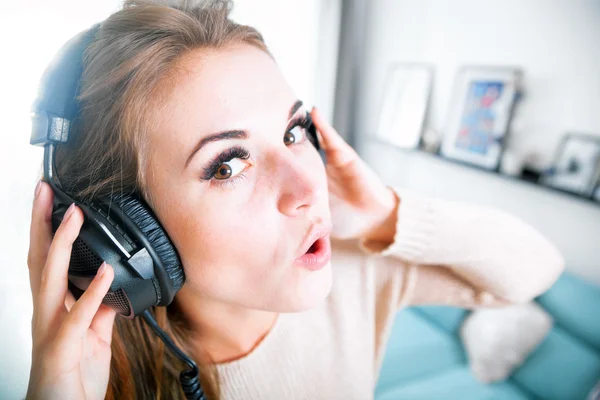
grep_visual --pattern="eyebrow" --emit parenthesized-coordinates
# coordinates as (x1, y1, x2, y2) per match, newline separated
(184, 99, 304, 168)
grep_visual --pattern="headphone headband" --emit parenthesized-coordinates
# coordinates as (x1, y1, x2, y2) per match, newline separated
(31, 24, 101, 142)
(30, 24, 102, 201)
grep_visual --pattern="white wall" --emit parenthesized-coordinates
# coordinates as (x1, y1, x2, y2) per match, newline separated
(0, 1, 339, 398)
(231, 0, 341, 120)
(0, 3, 124, 398)
(357, 0, 600, 170)
(356, 0, 600, 286)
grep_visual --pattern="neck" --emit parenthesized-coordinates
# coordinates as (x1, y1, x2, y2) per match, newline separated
(172, 285, 278, 364)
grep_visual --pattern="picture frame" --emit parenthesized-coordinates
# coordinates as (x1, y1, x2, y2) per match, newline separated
(594, 175, 600, 202)
(375, 63, 433, 149)
(440, 66, 523, 170)
(541, 133, 600, 198)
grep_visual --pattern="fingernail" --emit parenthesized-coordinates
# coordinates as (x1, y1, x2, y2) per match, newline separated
(63, 203, 76, 223)
(97, 262, 107, 277)
(34, 180, 42, 200)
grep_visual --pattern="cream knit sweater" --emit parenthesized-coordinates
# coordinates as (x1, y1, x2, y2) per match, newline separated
(215, 187, 565, 399)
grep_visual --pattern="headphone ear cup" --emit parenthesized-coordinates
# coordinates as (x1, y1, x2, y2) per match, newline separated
(110, 192, 185, 294)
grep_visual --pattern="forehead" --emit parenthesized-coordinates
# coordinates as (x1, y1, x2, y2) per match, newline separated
(157, 43, 295, 134)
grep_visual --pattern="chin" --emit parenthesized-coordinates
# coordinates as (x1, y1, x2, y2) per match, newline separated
(275, 261, 334, 313)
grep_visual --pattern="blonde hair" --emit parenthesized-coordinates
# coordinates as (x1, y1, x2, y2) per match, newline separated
(55, 1, 271, 398)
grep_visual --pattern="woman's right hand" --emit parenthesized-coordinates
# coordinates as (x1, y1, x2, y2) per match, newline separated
(26, 181, 117, 400)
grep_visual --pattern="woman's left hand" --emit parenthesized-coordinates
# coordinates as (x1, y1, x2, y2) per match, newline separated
(310, 107, 399, 242)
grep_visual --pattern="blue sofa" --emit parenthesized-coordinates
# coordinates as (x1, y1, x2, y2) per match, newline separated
(376, 272, 600, 400)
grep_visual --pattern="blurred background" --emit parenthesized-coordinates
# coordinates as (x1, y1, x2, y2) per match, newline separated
(353, 0, 600, 289)
(1, 0, 599, 399)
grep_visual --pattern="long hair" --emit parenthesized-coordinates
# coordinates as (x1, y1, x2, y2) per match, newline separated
(54, 1, 271, 398)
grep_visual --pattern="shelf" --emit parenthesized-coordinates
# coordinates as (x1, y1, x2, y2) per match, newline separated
(363, 138, 600, 208)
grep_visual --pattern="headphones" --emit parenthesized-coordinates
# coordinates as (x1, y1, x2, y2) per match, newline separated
(30, 22, 325, 399)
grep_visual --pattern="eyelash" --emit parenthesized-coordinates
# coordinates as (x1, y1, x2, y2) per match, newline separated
(200, 113, 313, 186)
(289, 113, 311, 142)
(201, 146, 250, 182)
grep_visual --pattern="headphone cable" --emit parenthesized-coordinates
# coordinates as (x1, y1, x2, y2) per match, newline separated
(141, 310, 206, 400)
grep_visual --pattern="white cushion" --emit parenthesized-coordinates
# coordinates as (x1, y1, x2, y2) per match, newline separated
(589, 380, 600, 400)
(460, 302, 553, 383)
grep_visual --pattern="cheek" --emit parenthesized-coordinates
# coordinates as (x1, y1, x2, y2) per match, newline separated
(172, 195, 283, 292)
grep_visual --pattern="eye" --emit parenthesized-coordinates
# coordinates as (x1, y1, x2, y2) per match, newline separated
(214, 158, 246, 180)
(201, 146, 250, 182)
(284, 124, 307, 146)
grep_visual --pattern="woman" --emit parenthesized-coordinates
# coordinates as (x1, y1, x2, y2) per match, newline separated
(25, 0, 565, 399)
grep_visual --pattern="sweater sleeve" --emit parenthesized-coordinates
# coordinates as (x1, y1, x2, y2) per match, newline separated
(359, 187, 565, 307)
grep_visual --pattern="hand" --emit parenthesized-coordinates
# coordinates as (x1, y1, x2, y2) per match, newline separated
(311, 108, 399, 242)
(26, 181, 116, 400)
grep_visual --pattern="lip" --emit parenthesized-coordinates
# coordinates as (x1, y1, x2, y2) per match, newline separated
(294, 224, 332, 271)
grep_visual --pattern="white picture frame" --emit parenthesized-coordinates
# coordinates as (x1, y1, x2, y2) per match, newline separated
(375, 63, 433, 149)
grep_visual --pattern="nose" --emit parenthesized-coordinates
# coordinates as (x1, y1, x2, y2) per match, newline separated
(277, 154, 324, 217)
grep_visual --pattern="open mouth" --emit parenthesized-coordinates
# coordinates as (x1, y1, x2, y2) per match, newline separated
(307, 239, 320, 254)
(294, 236, 331, 271)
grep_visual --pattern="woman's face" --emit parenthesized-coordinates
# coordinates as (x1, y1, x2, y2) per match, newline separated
(144, 43, 332, 312)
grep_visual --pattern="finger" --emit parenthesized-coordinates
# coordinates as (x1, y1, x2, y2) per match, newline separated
(90, 304, 117, 345)
(55, 263, 114, 346)
(37, 203, 84, 327)
(64, 290, 76, 312)
(28, 181, 54, 304)
(310, 107, 357, 166)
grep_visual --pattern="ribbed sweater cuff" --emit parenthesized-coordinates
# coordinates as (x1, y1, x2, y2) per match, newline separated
(358, 187, 436, 263)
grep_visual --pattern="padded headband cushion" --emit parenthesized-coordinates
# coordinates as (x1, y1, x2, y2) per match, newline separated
(32, 24, 101, 119)
(110, 192, 185, 292)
